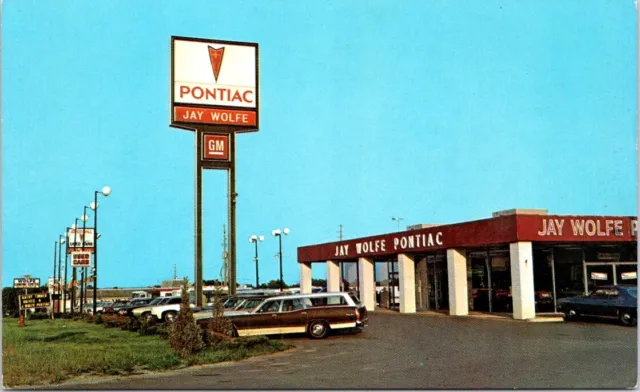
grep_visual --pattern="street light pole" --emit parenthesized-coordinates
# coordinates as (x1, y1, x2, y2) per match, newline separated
(63, 231, 69, 313)
(71, 219, 79, 315)
(52, 240, 57, 318)
(271, 228, 290, 292)
(392, 216, 403, 231)
(249, 235, 264, 288)
(57, 236, 64, 313)
(91, 186, 111, 315)
(79, 208, 90, 314)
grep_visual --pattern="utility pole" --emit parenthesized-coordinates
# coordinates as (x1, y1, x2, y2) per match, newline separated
(220, 224, 229, 288)
(338, 224, 344, 291)
(173, 264, 177, 280)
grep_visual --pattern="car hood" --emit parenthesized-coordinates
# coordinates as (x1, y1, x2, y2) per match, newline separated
(132, 305, 155, 315)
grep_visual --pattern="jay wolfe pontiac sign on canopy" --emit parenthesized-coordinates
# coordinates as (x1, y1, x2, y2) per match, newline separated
(298, 214, 637, 262)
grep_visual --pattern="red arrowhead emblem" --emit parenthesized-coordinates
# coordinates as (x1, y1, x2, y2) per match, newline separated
(208, 46, 225, 82)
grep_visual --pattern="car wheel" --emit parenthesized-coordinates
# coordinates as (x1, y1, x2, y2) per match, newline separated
(563, 308, 578, 321)
(164, 311, 178, 323)
(619, 309, 636, 326)
(308, 320, 329, 339)
(141, 312, 151, 320)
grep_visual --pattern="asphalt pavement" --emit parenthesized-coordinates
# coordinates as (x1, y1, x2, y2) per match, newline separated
(45, 311, 637, 389)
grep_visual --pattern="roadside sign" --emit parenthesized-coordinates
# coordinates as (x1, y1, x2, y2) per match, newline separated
(13, 277, 40, 289)
(19, 293, 50, 309)
(202, 133, 230, 161)
(67, 228, 95, 254)
(71, 252, 91, 267)
(170, 36, 259, 131)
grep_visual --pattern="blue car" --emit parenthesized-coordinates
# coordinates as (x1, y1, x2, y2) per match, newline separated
(558, 285, 637, 326)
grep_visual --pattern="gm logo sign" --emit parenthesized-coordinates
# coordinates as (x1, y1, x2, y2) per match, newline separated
(202, 133, 229, 161)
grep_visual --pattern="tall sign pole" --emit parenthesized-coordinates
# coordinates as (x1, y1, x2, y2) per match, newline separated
(228, 132, 237, 294)
(194, 128, 203, 303)
(170, 36, 259, 305)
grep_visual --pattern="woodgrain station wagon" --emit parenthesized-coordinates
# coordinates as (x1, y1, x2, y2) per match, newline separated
(197, 292, 368, 339)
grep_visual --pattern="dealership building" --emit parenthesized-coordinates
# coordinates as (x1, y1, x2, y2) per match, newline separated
(297, 209, 638, 319)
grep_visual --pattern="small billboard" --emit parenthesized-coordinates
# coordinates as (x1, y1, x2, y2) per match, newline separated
(67, 228, 95, 253)
(13, 277, 40, 289)
(71, 252, 91, 268)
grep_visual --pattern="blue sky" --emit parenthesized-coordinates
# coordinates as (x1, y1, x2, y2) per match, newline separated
(2, 1, 637, 289)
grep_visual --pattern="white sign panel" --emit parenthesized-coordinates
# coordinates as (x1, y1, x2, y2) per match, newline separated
(621, 271, 637, 280)
(71, 252, 91, 268)
(67, 228, 95, 250)
(171, 36, 259, 129)
(590, 272, 608, 281)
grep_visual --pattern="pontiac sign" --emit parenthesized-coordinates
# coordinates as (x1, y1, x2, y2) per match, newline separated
(171, 36, 259, 130)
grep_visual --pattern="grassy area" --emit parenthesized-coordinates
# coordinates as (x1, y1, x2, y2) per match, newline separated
(2, 318, 291, 387)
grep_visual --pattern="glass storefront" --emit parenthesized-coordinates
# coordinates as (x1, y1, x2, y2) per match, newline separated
(469, 249, 511, 313)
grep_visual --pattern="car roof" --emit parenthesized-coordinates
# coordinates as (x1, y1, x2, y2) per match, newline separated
(259, 292, 354, 301)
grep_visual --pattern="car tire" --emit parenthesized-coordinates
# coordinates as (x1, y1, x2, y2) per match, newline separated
(563, 307, 578, 321)
(619, 309, 636, 327)
(164, 311, 178, 323)
(308, 320, 329, 339)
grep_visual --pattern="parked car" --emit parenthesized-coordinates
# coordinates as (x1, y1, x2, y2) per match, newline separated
(130, 297, 172, 318)
(196, 292, 368, 339)
(558, 285, 637, 326)
(149, 297, 199, 322)
(118, 298, 153, 316)
(193, 295, 274, 322)
(103, 300, 130, 314)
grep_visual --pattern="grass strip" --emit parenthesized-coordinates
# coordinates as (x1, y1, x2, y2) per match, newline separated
(2, 318, 291, 387)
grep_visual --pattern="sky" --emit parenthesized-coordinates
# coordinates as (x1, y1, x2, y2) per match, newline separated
(1, 1, 637, 289)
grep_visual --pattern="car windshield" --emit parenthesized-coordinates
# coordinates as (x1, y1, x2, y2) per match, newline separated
(627, 288, 637, 298)
(149, 297, 164, 305)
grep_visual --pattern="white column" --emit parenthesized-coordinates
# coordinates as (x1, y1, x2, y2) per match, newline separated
(326, 260, 341, 292)
(398, 253, 416, 314)
(510, 242, 536, 320)
(299, 262, 312, 294)
(358, 257, 375, 311)
(447, 248, 468, 316)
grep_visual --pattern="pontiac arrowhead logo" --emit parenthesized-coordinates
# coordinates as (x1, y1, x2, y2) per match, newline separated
(208, 46, 225, 82)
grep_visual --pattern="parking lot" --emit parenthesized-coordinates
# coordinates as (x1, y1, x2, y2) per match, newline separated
(51, 311, 637, 390)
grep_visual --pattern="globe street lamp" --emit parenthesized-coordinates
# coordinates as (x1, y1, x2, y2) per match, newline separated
(91, 186, 111, 314)
(271, 228, 290, 292)
(249, 235, 264, 288)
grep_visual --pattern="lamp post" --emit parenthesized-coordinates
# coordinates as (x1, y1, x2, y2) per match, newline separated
(392, 216, 403, 231)
(70, 220, 79, 315)
(79, 210, 90, 314)
(51, 240, 58, 318)
(249, 235, 264, 288)
(271, 228, 290, 292)
(63, 231, 69, 313)
(91, 186, 111, 314)
(57, 235, 65, 313)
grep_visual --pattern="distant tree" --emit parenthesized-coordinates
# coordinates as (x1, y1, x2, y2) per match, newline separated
(263, 279, 287, 289)
(168, 279, 203, 358)
(2, 288, 19, 317)
(312, 279, 327, 288)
